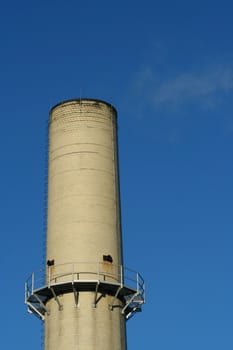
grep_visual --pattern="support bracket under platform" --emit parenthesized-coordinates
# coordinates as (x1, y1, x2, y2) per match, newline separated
(109, 286, 122, 311)
(72, 285, 79, 307)
(50, 287, 63, 311)
(93, 281, 100, 308)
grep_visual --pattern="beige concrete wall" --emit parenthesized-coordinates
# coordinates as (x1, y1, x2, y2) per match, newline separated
(45, 99, 126, 350)
(44, 294, 126, 350)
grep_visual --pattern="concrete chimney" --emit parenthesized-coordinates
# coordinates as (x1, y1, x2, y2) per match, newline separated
(25, 99, 145, 350)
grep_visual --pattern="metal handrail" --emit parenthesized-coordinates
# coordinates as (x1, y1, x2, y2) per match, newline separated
(25, 261, 145, 300)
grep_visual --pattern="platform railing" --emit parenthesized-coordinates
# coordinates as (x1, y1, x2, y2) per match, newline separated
(25, 261, 145, 301)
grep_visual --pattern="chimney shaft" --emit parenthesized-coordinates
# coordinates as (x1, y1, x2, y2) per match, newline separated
(25, 99, 145, 350)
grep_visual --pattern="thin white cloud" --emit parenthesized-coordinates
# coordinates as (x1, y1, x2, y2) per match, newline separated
(134, 65, 233, 109)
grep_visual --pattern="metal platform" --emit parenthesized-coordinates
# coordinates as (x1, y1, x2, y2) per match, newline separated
(25, 262, 145, 321)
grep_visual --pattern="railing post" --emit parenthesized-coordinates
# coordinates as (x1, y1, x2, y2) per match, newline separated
(32, 272, 34, 293)
(136, 273, 139, 293)
(98, 261, 100, 281)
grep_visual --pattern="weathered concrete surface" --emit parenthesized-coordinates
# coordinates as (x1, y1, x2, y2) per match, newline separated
(45, 99, 126, 350)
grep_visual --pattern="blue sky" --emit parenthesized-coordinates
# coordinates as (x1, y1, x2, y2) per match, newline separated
(0, 0, 232, 349)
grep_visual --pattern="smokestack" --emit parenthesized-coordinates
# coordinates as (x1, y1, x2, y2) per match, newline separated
(25, 99, 145, 350)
